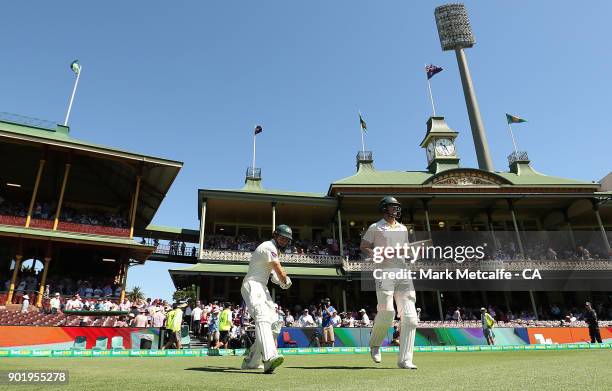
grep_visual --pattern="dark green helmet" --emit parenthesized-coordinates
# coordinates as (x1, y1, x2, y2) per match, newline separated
(379, 196, 401, 219)
(379, 196, 401, 212)
(274, 224, 293, 240)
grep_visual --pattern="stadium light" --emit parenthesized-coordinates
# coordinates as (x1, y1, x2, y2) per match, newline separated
(434, 3, 494, 172)
(102, 258, 116, 262)
(6, 182, 21, 187)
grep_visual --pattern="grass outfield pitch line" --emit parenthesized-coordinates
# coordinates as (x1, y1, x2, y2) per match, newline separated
(1, 350, 610, 391)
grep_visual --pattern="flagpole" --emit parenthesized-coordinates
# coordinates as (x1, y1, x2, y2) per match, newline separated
(426, 64, 436, 116)
(64, 66, 81, 126)
(252, 128, 256, 172)
(507, 122, 518, 154)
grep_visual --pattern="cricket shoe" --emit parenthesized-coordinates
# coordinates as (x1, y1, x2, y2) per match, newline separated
(263, 355, 284, 374)
(370, 346, 382, 363)
(241, 350, 263, 370)
(398, 361, 417, 370)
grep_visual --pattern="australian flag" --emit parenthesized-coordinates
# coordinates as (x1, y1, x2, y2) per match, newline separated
(426, 64, 443, 80)
(254, 125, 263, 135)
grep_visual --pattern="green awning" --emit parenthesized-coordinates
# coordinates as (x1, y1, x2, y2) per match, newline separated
(169, 262, 344, 279)
(0, 224, 154, 262)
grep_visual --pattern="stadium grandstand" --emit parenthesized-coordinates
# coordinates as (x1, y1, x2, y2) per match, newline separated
(0, 114, 182, 315)
(0, 113, 610, 350)
(167, 116, 612, 323)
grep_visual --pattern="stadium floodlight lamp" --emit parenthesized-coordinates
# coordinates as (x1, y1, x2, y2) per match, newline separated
(102, 258, 116, 262)
(6, 183, 21, 187)
(434, 3, 475, 51)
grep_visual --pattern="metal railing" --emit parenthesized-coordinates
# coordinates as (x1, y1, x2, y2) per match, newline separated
(198, 249, 343, 265)
(152, 244, 199, 258)
(246, 167, 261, 180)
(0, 112, 58, 130)
(342, 258, 612, 272)
(508, 151, 529, 165)
(356, 150, 373, 162)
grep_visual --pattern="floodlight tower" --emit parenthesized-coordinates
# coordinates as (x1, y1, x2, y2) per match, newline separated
(434, 3, 494, 172)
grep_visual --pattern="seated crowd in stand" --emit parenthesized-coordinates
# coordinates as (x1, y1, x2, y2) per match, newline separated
(0, 198, 127, 228)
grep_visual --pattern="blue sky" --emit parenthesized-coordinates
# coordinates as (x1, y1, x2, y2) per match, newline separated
(1, 1, 610, 300)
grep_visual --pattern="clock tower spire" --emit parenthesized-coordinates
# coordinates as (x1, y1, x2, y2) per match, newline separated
(419, 116, 460, 174)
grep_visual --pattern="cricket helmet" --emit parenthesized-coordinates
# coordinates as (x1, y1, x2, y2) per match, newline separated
(274, 224, 293, 241)
(379, 196, 402, 218)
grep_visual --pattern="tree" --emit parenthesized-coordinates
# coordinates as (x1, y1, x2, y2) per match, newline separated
(127, 286, 145, 302)
(173, 286, 197, 303)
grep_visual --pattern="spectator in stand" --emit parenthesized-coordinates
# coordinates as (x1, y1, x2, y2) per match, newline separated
(119, 298, 131, 311)
(102, 284, 113, 297)
(584, 302, 602, 343)
(298, 309, 316, 327)
(181, 242, 186, 256)
(132, 309, 149, 327)
(50, 293, 61, 313)
(285, 310, 294, 326)
(453, 307, 462, 322)
(208, 308, 220, 348)
(21, 294, 29, 313)
(331, 310, 341, 328)
(358, 309, 370, 327)
(152, 308, 166, 328)
(116, 316, 129, 327)
(191, 301, 202, 336)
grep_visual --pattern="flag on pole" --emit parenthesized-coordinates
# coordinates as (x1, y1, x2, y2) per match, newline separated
(506, 114, 527, 124)
(425, 64, 443, 79)
(359, 114, 367, 133)
(254, 125, 263, 135)
(70, 60, 81, 75)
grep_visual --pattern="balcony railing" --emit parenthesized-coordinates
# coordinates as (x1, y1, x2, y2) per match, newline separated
(356, 150, 373, 162)
(246, 167, 261, 180)
(342, 258, 612, 272)
(198, 249, 343, 265)
(508, 151, 529, 165)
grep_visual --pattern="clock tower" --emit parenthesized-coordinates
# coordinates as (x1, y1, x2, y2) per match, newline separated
(419, 116, 460, 174)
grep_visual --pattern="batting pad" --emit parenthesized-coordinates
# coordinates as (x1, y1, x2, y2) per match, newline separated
(369, 310, 395, 347)
(255, 321, 277, 362)
(398, 315, 418, 364)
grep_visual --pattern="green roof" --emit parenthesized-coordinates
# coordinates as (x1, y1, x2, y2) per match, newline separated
(0, 119, 182, 167)
(331, 162, 597, 188)
(169, 262, 343, 279)
(332, 163, 432, 186)
(495, 163, 596, 186)
(142, 225, 199, 236)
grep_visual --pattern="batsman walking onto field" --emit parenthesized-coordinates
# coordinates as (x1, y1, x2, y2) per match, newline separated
(240, 224, 293, 374)
(360, 196, 419, 370)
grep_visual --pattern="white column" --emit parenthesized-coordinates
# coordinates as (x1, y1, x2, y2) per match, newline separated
(337, 209, 344, 257)
(272, 202, 276, 230)
(593, 205, 611, 254)
(342, 288, 347, 313)
(198, 200, 207, 259)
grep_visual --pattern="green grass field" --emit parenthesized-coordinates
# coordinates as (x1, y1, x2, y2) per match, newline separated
(1, 350, 611, 391)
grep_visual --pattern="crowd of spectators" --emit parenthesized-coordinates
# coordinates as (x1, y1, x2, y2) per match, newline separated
(0, 197, 127, 228)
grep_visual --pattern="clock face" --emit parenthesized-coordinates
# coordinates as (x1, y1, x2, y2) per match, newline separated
(435, 138, 455, 156)
(426, 142, 435, 161)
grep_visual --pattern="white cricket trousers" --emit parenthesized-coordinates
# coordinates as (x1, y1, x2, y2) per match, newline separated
(241, 279, 278, 362)
(370, 269, 418, 365)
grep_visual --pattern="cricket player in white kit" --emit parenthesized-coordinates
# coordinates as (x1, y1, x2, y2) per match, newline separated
(240, 224, 293, 374)
(360, 196, 419, 369)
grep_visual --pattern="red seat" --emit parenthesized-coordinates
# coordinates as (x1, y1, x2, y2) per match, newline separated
(282, 331, 297, 347)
